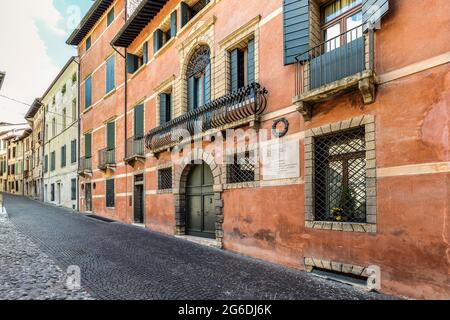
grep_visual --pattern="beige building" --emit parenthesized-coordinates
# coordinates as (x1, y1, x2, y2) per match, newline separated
(0, 123, 30, 194)
(42, 57, 79, 209)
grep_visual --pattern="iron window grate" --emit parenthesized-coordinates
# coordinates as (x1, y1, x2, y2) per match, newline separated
(158, 168, 172, 190)
(227, 151, 256, 184)
(314, 127, 367, 223)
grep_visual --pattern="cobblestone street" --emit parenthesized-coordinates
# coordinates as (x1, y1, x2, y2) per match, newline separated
(2, 194, 392, 300)
(0, 210, 92, 300)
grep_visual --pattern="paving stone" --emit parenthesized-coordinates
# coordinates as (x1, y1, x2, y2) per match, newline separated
(2, 194, 394, 300)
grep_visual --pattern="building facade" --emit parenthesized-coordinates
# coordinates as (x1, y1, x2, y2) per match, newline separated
(25, 99, 45, 200)
(64, 0, 450, 299)
(42, 58, 79, 210)
(0, 138, 7, 192)
(0, 123, 30, 194)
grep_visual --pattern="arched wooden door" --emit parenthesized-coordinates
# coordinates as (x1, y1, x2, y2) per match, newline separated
(186, 162, 215, 239)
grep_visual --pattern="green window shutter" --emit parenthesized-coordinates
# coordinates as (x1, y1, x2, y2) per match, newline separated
(170, 10, 178, 38)
(107, 122, 115, 150)
(85, 133, 92, 158)
(230, 49, 244, 92)
(363, 0, 389, 31)
(107, 8, 114, 26)
(44, 155, 48, 172)
(134, 104, 144, 138)
(247, 39, 255, 84)
(106, 56, 115, 93)
(61, 145, 66, 167)
(283, 0, 310, 65)
(85, 76, 92, 108)
(143, 42, 148, 64)
(204, 63, 211, 103)
(159, 94, 171, 124)
(153, 29, 163, 53)
(180, 2, 191, 28)
(86, 36, 91, 50)
(127, 54, 139, 73)
(51, 152, 55, 171)
(188, 76, 195, 112)
(71, 140, 77, 163)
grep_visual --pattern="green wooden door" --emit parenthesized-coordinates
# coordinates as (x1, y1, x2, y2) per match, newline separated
(186, 162, 215, 239)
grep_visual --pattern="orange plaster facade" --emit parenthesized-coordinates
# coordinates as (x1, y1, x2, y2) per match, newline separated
(75, 0, 450, 299)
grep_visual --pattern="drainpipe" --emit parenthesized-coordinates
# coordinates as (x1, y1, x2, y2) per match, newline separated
(74, 56, 81, 212)
(109, 3, 128, 219)
(42, 105, 46, 202)
(22, 140, 24, 196)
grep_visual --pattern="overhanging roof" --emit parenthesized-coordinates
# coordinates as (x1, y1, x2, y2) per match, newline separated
(0, 71, 5, 90)
(66, 0, 114, 45)
(112, 0, 169, 48)
(25, 99, 43, 120)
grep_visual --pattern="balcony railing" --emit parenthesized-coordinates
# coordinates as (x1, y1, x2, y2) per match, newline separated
(78, 157, 92, 174)
(98, 148, 116, 170)
(295, 26, 374, 98)
(125, 136, 145, 161)
(145, 82, 268, 153)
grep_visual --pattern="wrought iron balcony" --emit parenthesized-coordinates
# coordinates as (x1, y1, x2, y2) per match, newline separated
(145, 82, 268, 153)
(78, 157, 92, 176)
(125, 136, 145, 163)
(294, 26, 376, 120)
(98, 148, 116, 170)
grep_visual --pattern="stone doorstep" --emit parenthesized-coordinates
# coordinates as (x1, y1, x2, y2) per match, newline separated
(175, 235, 222, 249)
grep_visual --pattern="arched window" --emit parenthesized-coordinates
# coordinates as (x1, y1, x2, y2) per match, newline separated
(186, 45, 211, 111)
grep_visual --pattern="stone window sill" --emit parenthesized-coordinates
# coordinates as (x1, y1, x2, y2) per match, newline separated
(157, 189, 172, 195)
(224, 181, 259, 190)
(153, 37, 176, 59)
(305, 221, 376, 233)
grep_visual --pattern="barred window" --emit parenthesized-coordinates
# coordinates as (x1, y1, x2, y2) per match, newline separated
(314, 127, 366, 223)
(227, 151, 256, 184)
(158, 168, 172, 190)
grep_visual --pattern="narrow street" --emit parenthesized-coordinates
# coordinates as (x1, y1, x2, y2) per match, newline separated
(2, 194, 390, 300)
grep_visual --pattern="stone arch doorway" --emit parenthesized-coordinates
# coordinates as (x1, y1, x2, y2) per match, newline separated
(185, 162, 215, 239)
(174, 149, 224, 246)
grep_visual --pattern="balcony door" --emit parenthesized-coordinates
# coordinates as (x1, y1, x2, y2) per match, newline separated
(186, 162, 215, 239)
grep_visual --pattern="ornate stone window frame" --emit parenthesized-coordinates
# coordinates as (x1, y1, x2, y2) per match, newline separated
(304, 115, 377, 233)
(175, 16, 216, 118)
(216, 15, 261, 98)
(154, 75, 176, 126)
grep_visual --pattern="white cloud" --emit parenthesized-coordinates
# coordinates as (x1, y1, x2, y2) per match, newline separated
(0, 0, 65, 123)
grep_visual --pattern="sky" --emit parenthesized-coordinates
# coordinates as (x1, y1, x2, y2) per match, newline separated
(0, 0, 92, 124)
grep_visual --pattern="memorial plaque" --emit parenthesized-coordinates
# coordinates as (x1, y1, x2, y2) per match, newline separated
(261, 138, 300, 180)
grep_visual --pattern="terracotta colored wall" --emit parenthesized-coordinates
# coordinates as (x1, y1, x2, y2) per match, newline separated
(78, 0, 450, 299)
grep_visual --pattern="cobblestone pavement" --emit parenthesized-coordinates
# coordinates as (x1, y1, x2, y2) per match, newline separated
(3, 194, 393, 300)
(0, 212, 92, 300)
